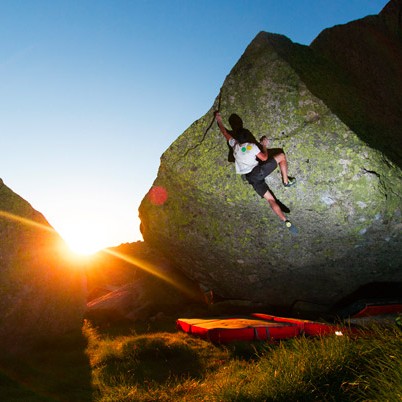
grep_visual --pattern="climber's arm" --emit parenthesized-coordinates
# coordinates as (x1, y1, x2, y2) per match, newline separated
(256, 150, 268, 161)
(214, 112, 232, 142)
(256, 136, 269, 161)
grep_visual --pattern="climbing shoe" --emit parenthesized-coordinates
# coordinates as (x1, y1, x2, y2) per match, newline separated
(285, 220, 298, 235)
(284, 177, 296, 187)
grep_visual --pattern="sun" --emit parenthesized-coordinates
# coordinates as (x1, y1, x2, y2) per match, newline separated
(65, 236, 102, 256)
(59, 222, 107, 256)
(51, 208, 141, 258)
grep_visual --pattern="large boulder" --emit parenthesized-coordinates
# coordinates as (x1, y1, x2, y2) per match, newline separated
(0, 179, 86, 355)
(139, 2, 402, 314)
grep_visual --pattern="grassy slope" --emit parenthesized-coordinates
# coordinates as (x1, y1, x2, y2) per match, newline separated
(85, 319, 401, 402)
(0, 316, 401, 401)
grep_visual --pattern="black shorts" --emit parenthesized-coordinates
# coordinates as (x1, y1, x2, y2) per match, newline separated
(245, 157, 278, 197)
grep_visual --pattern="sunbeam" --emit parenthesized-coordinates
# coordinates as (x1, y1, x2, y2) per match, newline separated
(0, 210, 56, 233)
(0, 209, 90, 264)
(102, 248, 196, 299)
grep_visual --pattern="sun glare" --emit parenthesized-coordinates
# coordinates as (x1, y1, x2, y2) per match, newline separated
(60, 223, 107, 256)
(51, 208, 143, 258)
(66, 238, 101, 256)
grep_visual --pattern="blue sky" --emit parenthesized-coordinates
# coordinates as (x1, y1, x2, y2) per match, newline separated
(0, 0, 389, 253)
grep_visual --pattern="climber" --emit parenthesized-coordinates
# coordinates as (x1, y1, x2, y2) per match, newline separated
(224, 113, 262, 162)
(214, 111, 297, 233)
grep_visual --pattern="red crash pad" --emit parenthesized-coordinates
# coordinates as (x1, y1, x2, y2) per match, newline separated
(352, 303, 402, 318)
(177, 314, 340, 343)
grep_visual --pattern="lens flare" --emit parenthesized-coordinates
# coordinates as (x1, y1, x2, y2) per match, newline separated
(0, 210, 92, 263)
(0, 210, 56, 233)
(148, 186, 168, 205)
(102, 248, 195, 299)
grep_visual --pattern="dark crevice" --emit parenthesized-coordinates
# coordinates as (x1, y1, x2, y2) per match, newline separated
(362, 168, 381, 178)
(182, 90, 222, 159)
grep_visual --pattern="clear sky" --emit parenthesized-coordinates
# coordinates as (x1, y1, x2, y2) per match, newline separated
(0, 0, 389, 254)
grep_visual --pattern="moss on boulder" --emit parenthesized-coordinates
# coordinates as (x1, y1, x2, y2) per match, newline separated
(139, 4, 402, 314)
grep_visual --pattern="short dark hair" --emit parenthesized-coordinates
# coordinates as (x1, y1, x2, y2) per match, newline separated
(236, 131, 249, 144)
(229, 114, 243, 131)
(237, 128, 256, 144)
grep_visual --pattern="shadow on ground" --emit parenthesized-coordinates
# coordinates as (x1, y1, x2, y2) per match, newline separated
(0, 328, 93, 402)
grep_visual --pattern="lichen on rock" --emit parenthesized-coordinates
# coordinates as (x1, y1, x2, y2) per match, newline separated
(139, 3, 402, 314)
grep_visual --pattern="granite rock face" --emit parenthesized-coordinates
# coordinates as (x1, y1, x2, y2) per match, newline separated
(0, 179, 86, 354)
(139, 2, 402, 314)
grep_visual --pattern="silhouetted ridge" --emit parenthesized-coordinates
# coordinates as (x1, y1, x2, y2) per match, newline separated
(380, 0, 402, 39)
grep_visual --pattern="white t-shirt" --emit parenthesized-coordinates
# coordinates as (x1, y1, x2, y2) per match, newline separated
(229, 138, 260, 174)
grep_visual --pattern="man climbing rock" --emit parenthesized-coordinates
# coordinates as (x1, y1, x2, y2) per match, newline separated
(215, 111, 297, 234)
